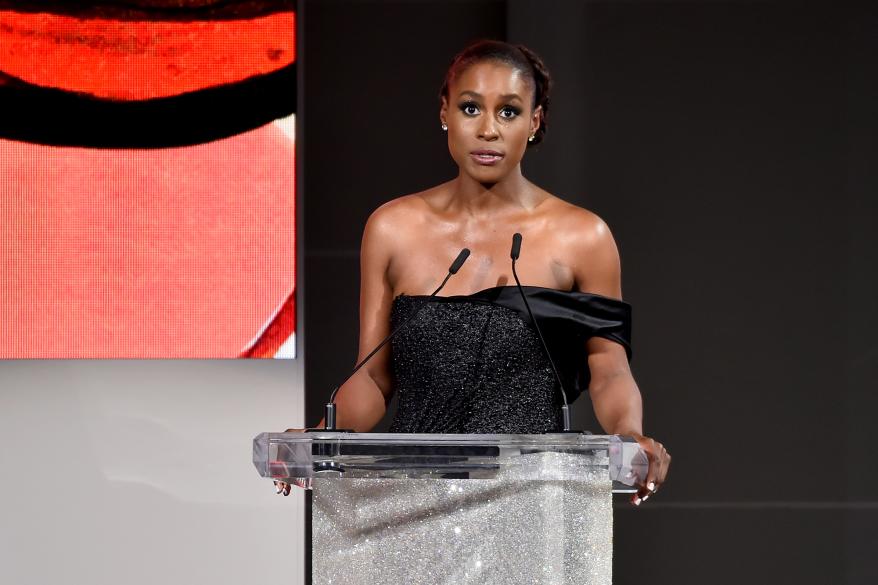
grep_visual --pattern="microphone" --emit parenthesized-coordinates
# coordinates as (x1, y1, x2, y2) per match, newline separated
(321, 248, 471, 431)
(449, 248, 470, 274)
(511, 232, 522, 261)
(509, 233, 573, 432)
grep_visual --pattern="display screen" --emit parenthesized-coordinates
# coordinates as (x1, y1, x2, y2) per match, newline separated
(0, 2, 296, 358)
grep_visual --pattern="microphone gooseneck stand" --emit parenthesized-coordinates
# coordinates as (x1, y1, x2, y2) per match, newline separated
(320, 248, 471, 431)
(509, 233, 573, 432)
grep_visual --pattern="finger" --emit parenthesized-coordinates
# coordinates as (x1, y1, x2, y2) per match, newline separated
(631, 445, 656, 504)
(638, 451, 659, 498)
(651, 447, 668, 486)
(658, 450, 671, 485)
(649, 457, 663, 493)
(283, 483, 291, 496)
(631, 491, 653, 506)
(639, 443, 667, 499)
(293, 477, 312, 490)
(650, 449, 671, 493)
(637, 482, 655, 500)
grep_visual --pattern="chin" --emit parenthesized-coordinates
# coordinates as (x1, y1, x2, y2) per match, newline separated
(466, 164, 507, 185)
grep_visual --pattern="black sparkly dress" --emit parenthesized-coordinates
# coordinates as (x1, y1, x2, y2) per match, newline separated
(388, 286, 632, 434)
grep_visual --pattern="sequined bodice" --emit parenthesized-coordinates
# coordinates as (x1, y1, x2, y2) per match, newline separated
(387, 286, 634, 434)
(389, 294, 562, 433)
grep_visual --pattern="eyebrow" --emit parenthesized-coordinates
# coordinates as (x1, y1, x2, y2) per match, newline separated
(457, 90, 524, 102)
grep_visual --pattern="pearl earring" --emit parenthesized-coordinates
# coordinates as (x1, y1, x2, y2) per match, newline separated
(528, 134, 535, 142)
(441, 123, 448, 131)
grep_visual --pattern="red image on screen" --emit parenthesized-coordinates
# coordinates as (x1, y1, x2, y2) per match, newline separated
(0, 2, 297, 358)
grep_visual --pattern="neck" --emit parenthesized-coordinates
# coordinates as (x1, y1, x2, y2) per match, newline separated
(449, 165, 535, 216)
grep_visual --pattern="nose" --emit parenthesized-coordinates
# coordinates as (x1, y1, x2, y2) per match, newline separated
(477, 116, 499, 141)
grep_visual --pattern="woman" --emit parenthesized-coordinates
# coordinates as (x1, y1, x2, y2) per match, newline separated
(290, 40, 669, 505)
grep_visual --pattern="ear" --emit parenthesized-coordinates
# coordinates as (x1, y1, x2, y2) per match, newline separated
(439, 95, 449, 127)
(530, 105, 542, 137)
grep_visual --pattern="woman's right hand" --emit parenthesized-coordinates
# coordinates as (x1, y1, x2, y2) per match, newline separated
(273, 428, 306, 496)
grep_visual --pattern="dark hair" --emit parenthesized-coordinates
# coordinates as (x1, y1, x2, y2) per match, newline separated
(439, 39, 552, 146)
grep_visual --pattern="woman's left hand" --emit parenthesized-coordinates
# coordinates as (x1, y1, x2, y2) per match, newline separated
(631, 434, 670, 506)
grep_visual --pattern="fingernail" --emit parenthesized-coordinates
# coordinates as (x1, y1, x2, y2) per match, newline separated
(632, 496, 641, 506)
(647, 481, 656, 492)
(642, 493, 650, 503)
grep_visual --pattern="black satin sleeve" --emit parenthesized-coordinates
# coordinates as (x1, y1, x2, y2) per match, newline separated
(466, 286, 632, 403)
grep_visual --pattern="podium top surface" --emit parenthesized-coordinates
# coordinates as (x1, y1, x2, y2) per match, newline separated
(253, 432, 647, 493)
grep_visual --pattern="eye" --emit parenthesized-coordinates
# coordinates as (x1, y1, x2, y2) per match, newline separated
(499, 106, 521, 119)
(459, 102, 480, 116)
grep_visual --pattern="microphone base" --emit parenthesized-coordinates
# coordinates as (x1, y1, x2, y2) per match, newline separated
(543, 429, 591, 434)
(304, 428, 354, 433)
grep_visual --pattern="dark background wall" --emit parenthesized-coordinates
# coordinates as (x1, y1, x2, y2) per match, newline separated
(302, 1, 878, 583)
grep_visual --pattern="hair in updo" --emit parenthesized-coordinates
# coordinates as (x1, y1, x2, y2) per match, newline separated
(439, 40, 552, 147)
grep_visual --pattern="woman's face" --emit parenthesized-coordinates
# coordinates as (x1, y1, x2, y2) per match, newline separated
(440, 61, 541, 185)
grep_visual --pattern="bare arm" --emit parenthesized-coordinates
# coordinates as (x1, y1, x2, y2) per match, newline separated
(572, 213, 670, 503)
(317, 206, 399, 432)
(572, 219, 644, 435)
(587, 338, 642, 436)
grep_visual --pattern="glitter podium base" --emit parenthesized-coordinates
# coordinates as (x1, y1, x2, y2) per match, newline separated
(311, 452, 613, 585)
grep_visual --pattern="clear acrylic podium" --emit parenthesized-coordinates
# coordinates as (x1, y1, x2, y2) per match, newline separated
(253, 432, 648, 585)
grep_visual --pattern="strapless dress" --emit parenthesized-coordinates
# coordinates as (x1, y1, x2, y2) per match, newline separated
(388, 286, 632, 434)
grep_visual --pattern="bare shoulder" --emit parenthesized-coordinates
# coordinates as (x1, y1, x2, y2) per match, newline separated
(365, 195, 416, 232)
(363, 190, 429, 242)
(542, 195, 618, 256)
(540, 193, 622, 297)
(362, 184, 452, 262)
(366, 183, 449, 231)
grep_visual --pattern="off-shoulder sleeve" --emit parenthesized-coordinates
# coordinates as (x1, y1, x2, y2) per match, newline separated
(475, 287, 632, 403)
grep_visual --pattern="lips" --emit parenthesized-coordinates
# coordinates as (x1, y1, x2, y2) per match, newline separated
(470, 149, 504, 165)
